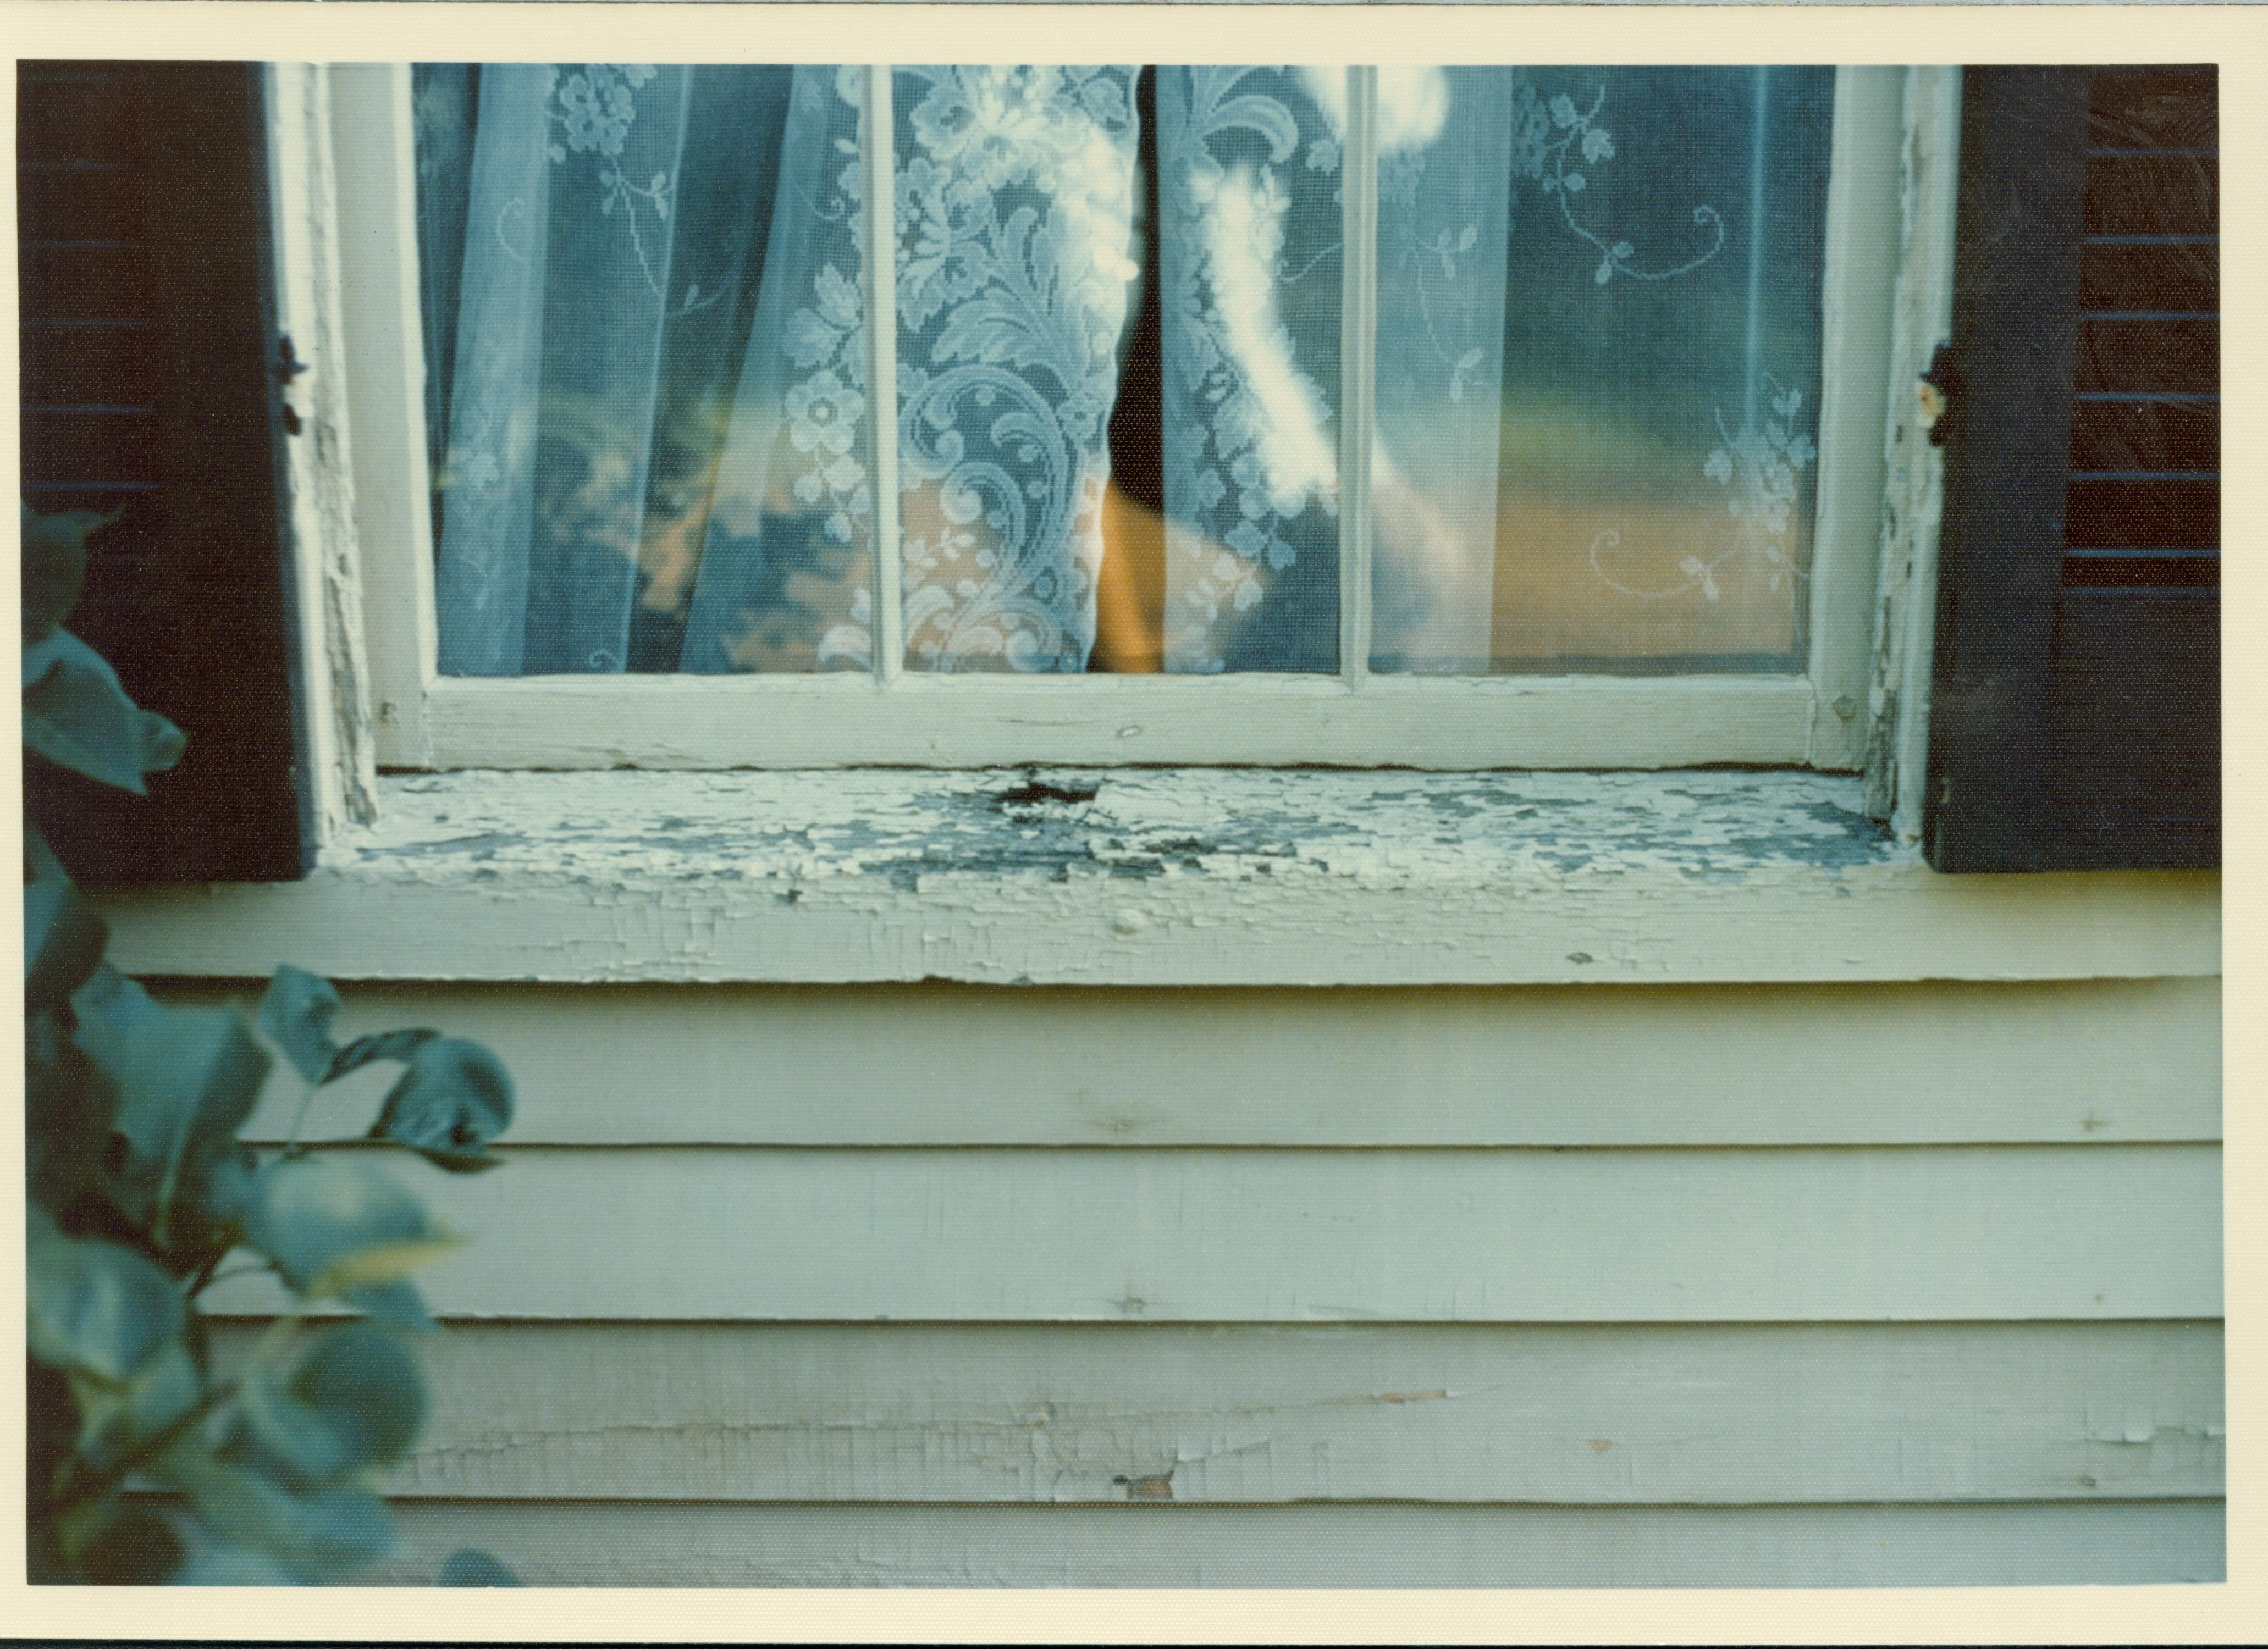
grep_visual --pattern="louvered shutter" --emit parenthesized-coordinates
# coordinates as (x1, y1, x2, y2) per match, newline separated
(1925, 65, 2219, 871)
(20, 62, 312, 883)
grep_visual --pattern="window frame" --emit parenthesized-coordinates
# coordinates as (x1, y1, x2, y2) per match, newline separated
(311, 62, 1927, 775)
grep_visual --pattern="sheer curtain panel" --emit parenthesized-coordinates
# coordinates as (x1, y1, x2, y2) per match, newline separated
(413, 64, 1835, 679)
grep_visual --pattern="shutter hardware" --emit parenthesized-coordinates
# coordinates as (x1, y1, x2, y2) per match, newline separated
(1917, 344, 1961, 447)
(274, 334, 307, 435)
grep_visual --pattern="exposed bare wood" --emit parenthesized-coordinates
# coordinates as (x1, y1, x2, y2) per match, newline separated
(1866, 67, 1963, 834)
(263, 63, 379, 834)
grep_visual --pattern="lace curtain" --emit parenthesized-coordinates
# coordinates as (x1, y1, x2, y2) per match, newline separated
(416, 64, 1832, 677)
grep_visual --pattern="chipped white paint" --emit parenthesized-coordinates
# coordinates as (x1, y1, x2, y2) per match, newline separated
(100, 768, 2219, 986)
(323, 65, 442, 773)
(199, 1320, 2222, 1507)
(197, 1143, 2225, 1322)
(1803, 67, 1905, 770)
(366, 1499, 2226, 1588)
(262, 64, 378, 836)
(1866, 66, 1963, 835)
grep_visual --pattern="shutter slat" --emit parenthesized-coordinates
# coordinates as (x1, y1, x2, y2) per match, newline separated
(1926, 65, 2218, 871)
(19, 61, 311, 884)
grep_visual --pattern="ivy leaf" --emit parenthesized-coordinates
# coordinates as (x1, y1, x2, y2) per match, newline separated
(439, 1547, 521, 1586)
(370, 1037, 515, 1172)
(1563, 171, 1585, 193)
(65, 1338, 201, 1475)
(26, 1222, 185, 1384)
(21, 501, 108, 645)
(72, 970, 270, 1248)
(1581, 125, 1615, 164)
(1550, 93, 1579, 128)
(23, 628, 186, 795)
(25, 869, 107, 1016)
(238, 1323, 426, 1487)
(257, 966, 345, 1086)
(242, 1154, 461, 1314)
(325, 1026, 440, 1084)
(156, 1440, 399, 1582)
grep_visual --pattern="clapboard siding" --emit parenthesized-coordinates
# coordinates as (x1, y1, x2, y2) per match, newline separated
(366, 1500, 2226, 1588)
(200, 1321, 2220, 1507)
(175, 976, 2222, 1148)
(198, 1142, 2222, 1323)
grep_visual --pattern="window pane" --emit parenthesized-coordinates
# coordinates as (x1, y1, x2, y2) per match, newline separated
(1157, 67, 1345, 674)
(413, 64, 1831, 681)
(1372, 67, 1836, 675)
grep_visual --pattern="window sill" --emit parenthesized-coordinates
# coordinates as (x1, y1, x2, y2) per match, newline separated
(96, 768, 2218, 987)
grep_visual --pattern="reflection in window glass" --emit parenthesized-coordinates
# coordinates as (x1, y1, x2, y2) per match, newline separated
(412, 64, 1833, 679)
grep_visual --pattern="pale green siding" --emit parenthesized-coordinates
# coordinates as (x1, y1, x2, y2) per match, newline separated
(192, 976, 2220, 1586)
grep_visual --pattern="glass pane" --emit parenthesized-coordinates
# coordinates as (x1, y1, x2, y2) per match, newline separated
(1372, 66, 1836, 675)
(1156, 67, 1345, 674)
(892, 66, 1144, 673)
(415, 64, 1831, 682)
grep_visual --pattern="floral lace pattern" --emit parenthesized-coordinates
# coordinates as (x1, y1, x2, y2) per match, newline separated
(889, 66, 1141, 672)
(1160, 68, 1343, 673)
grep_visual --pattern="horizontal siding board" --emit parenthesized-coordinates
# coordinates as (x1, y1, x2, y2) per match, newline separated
(198, 1321, 2223, 1507)
(199, 1143, 2223, 1322)
(186, 976, 2225, 1148)
(367, 1499, 2226, 1587)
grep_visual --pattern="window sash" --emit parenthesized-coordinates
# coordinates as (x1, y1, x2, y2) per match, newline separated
(327, 63, 1912, 772)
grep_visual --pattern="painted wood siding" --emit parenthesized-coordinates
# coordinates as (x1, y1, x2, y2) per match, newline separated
(179, 972, 2221, 1586)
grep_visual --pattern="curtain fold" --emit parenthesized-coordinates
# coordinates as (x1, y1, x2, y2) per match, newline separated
(420, 64, 1831, 680)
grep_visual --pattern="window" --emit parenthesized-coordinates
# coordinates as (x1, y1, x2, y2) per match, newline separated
(323, 62, 1914, 772)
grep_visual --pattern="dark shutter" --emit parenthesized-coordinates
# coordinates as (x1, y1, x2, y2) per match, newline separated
(20, 62, 312, 883)
(1925, 65, 2219, 871)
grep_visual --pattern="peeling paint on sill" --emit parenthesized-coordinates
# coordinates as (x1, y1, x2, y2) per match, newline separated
(94, 767, 2217, 986)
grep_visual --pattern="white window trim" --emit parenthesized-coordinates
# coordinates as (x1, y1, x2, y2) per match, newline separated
(310, 62, 1917, 776)
(168, 59, 2193, 999)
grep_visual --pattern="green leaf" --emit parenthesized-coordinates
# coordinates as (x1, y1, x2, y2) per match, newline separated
(157, 1439, 399, 1581)
(371, 1037, 515, 1171)
(257, 966, 344, 1086)
(65, 1338, 201, 1473)
(23, 627, 186, 795)
(325, 1025, 439, 1083)
(26, 1223, 185, 1382)
(71, 970, 271, 1248)
(242, 1154, 460, 1305)
(238, 1323, 425, 1486)
(25, 869, 107, 1014)
(439, 1547, 521, 1586)
(21, 501, 108, 645)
